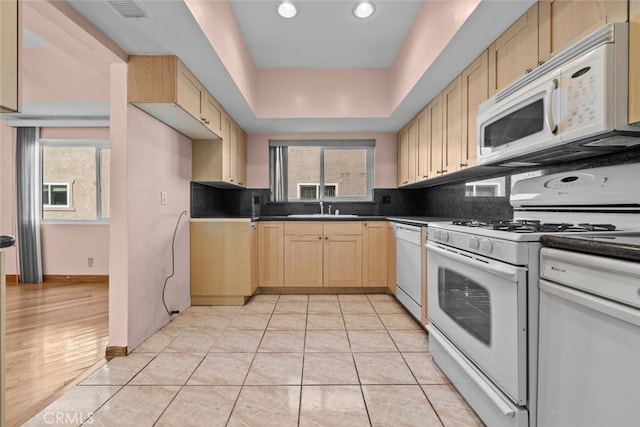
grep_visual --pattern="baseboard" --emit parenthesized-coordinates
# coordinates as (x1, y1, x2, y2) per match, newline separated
(105, 346, 128, 360)
(257, 286, 390, 295)
(6, 275, 109, 284)
(44, 275, 108, 283)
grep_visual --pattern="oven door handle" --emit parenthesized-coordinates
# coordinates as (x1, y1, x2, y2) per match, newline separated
(427, 242, 525, 282)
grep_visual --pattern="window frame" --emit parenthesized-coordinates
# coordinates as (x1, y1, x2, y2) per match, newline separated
(39, 139, 110, 224)
(42, 182, 73, 209)
(269, 139, 375, 202)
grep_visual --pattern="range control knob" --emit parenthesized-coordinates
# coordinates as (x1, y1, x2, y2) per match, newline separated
(469, 236, 480, 250)
(480, 238, 493, 253)
(441, 230, 450, 242)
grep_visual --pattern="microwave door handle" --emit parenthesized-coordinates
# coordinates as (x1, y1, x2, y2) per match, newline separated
(545, 79, 558, 135)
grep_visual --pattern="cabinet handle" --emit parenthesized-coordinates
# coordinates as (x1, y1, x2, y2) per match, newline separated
(318, 236, 322, 240)
(538, 60, 545, 66)
(525, 68, 533, 74)
(460, 163, 467, 167)
(442, 169, 447, 174)
(423, 175, 428, 178)
(325, 236, 328, 240)
(239, 182, 244, 186)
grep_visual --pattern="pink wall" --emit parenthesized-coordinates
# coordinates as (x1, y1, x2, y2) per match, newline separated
(255, 69, 390, 118)
(124, 105, 192, 351)
(246, 133, 398, 189)
(41, 225, 109, 274)
(389, 0, 480, 110)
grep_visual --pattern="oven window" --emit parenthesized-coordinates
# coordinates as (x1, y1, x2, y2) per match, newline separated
(484, 99, 543, 149)
(438, 267, 491, 345)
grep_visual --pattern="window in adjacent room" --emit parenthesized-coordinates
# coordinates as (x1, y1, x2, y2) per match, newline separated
(269, 140, 374, 202)
(40, 141, 110, 222)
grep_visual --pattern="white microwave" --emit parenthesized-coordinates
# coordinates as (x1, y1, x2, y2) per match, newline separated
(477, 23, 640, 167)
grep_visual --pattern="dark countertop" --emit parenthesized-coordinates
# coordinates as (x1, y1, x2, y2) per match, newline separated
(191, 215, 456, 225)
(540, 234, 640, 262)
(257, 215, 389, 222)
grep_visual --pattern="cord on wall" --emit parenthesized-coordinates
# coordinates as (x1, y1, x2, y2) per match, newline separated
(162, 210, 187, 317)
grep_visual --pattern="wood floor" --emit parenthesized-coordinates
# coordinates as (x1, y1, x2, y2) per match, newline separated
(4, 280, 108, 426)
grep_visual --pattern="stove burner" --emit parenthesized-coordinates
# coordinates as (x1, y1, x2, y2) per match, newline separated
(452, 219, 617, 233)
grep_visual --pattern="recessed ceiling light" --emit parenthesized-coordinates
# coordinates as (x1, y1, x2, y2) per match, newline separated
(353, 1, 375, 19)
(278, 1, 297, 18)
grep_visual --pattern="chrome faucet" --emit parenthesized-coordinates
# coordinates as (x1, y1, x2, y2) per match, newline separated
(328, 204, 332, 215)
(319, 201, 324, 215)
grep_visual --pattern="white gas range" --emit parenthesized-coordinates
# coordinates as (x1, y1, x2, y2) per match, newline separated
(425, 163, 640, 427)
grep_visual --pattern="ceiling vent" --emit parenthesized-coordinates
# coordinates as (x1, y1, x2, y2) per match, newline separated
(106, 0, 148, 18)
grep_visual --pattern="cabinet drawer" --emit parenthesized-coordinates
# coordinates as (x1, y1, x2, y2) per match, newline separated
(323, 222, 363, 235)
(284, 222, 323, 235)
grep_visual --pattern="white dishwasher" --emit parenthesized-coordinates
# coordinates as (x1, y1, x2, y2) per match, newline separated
(393, 223, 424, 321)
(538, 246, 640, 427)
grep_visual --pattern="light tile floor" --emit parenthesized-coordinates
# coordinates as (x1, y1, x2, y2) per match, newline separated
(25, 294, 484, 427)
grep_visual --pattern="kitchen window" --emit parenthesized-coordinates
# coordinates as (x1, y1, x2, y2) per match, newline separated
(269, 140, 374, 202)
(40, 141, 110, 222)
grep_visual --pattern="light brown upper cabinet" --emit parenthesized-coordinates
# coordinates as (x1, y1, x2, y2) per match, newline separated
(426, 93, 444, 178)
(128, 55, 222, 139)
(397, 126, 410, 186)
(443, 76, 464, 176)
(488, 3, 541, 96)
(416, 110, 430, 181)
(631, 0, 640, 124)
(0, 0, 18, 112)
(538, 0, 628, 60)
(461, 51, 489, 169)
(192, 112, 247, 188)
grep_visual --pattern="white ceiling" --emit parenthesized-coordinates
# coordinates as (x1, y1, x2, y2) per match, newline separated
(228, 0, 424, 69)
(26, 0, 536, 133)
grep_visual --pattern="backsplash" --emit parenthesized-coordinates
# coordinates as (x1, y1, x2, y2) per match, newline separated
(191, 149, 640, 219)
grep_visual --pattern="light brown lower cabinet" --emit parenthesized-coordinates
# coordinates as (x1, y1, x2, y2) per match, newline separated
(363, 221, 388, 287)
(190, 220, 255, 305)
(258, 222, 284, 286)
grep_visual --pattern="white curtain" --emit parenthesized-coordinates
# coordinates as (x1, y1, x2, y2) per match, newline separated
(271, 146, 286, 202)
(16, 127, 43, 283)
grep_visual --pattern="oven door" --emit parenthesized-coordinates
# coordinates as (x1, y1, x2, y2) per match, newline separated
(427, 241, 528, 405)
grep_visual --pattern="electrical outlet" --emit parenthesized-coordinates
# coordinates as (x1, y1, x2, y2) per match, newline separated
(161, 191, 167, 205)
(88, 257, 94, 268)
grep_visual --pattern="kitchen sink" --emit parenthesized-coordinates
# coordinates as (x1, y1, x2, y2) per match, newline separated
(287, 214, 358, 218)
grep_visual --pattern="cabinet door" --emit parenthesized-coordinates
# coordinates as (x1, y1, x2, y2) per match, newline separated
(176, 60, 205, 121)
(416, 110, 430, 182)
(0, 0, 18, 112)
(387, 223, 396, 294)
(631, 0, 640, 125)
(488, 3, 540, 96)
(426, 93, 444, 178)
(258, 222, 284, 287)
(221, 114, 232, 182)
(407, 121, 417, 184)
(461, 51, 489, 169)
(237, 127, 247, 188)
(363, 222, 388, 287)
(397, 127, 409, 186)
(284, 234, 323, 287)
(324, 234, 362, 287)
(443, 76, 463, 175)
(539, 0, 628, 61)
(202, 92, 223, 137)
(251, 223, 258, 293)
(190, 222, 251, 301)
